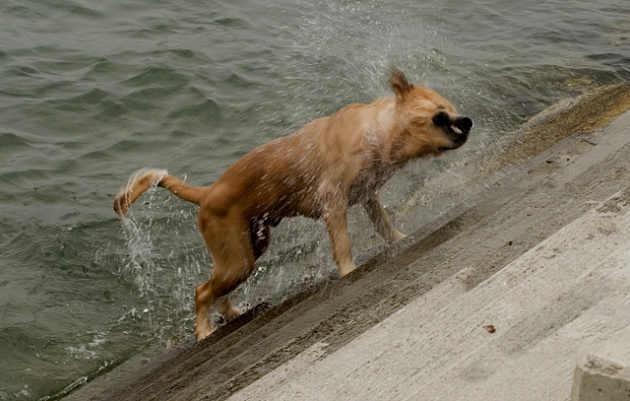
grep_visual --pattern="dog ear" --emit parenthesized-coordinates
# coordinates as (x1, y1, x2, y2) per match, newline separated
(389, 69, 413, 102)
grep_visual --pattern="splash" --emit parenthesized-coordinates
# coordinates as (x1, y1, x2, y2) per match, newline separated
(119, 216, 160, 298)
(113, 183, 206, 341)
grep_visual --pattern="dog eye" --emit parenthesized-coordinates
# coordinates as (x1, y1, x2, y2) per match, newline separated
(432, 111, 451, 127)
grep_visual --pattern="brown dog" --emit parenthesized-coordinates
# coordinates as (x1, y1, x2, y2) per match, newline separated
(113, 70, 472, 340)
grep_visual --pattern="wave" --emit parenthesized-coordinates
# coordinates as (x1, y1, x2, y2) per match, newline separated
(0, 131, 31, 149)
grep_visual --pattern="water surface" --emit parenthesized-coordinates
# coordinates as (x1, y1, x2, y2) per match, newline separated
(0, 0, 629, 399)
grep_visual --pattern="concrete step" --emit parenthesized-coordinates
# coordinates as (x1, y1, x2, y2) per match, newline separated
(228, 187, 630, 400)
(571, 328, 630, 401)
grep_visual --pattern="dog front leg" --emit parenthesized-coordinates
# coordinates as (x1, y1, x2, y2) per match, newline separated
(322, 197, 356, 277)
(363, 196, 406, 244)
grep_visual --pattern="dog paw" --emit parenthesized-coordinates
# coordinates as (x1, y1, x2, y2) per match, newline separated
(195, 317, 214, 341)
(393, 230, 406, 242)
(224, 306, 242, 321)
(338, 262, 357, 277)
(196, 327, 214, 341)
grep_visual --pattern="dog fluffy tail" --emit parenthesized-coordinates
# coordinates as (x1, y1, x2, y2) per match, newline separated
(113, 168, 204, 217)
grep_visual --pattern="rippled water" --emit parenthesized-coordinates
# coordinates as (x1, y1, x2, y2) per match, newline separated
(1, 0, 629, 399)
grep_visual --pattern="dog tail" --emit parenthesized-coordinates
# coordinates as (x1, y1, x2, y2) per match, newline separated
(113, 168, 205, 217)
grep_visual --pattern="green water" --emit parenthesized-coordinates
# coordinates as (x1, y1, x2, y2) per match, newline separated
(1, 0, 629, 399)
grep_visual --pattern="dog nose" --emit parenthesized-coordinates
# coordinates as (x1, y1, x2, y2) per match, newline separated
(456, 116, 473, 133)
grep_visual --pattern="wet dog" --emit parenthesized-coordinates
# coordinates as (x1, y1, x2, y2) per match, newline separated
(113, 69, 472, 340)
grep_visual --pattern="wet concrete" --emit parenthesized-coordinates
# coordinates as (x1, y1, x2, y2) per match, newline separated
(64, 81, 630, 401)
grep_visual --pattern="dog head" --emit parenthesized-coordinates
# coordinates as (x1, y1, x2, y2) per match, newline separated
(389, 69, 472, 159)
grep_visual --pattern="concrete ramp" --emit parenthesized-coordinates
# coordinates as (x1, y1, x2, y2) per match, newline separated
(66, 85, 630, 401)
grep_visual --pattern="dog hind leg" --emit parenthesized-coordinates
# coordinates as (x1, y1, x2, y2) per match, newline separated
(195, 211, 256, 340)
